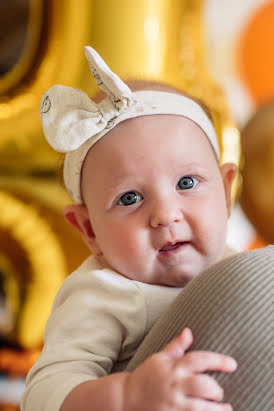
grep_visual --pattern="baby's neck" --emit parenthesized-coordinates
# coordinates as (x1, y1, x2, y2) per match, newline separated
(95, 254, 114, 271)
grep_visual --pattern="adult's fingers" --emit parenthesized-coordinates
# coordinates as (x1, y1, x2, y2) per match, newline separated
(161, 328, 193, 360)
(180, 350, 237, 373)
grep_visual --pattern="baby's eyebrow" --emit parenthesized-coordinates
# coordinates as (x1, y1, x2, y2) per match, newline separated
(108, 174, 129, 185)
(106, 174, 137, 194)
(107, 163, 209, 185)
(180, 162, 209, 171)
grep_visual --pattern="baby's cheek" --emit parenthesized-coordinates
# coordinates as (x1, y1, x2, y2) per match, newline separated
(116, 229, 145, 258)
(207, 211, 228, 257)
(107, 226, 136, 256)
(196, 203, 227, 251)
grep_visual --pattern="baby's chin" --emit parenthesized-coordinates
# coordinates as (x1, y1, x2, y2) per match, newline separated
(164, 257, 221, 287)
(164, 271, 199, 287)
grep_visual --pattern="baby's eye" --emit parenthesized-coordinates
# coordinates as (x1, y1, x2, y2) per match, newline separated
(177, 176, 198, 190)
(118, 191, 143, 206)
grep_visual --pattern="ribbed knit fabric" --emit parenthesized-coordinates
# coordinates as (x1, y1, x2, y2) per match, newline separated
(127, 246, 274, 411)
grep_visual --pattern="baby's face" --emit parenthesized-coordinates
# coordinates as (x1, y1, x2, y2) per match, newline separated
(82, 115, 235, 286)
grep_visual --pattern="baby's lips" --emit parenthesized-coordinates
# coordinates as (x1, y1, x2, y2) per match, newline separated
(160, 241, 186, 252)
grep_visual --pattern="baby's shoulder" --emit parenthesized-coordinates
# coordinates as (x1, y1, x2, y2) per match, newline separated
(52, 256, 143, 307)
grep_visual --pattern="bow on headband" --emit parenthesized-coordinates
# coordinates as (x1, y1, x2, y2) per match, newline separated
(40, 46, 134, 152)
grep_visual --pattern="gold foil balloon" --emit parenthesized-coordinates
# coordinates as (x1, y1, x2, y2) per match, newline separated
(0, 0, 94, 173)
(0, 177, 92, 349)
(0, 190, 67, 348)
(240, 102, 274, 243)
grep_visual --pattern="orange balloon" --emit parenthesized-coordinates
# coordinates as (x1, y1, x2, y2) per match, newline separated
(247, 235, 269, 251)
(238, 1, 274, 106)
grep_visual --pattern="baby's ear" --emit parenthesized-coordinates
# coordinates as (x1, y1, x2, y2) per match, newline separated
(62, 204, 102, 256)
(219, 163, 237, 216)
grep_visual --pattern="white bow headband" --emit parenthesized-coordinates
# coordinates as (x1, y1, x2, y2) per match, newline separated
(40, 46, 220, 203)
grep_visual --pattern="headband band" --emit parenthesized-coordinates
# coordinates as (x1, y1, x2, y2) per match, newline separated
(40, 46, 220, 203)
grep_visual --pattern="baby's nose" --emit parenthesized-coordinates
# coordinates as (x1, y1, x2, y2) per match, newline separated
(150, 204, 183, 228)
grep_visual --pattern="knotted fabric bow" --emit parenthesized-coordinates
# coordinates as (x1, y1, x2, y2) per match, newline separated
(40, 46, 220, 203)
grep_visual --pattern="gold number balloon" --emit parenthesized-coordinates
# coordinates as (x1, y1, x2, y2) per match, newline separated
(0, 190, 67, 348)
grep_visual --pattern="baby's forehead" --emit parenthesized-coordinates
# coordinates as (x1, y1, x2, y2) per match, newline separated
(91, 113, 217, 153)
(83, 114, 218, 176)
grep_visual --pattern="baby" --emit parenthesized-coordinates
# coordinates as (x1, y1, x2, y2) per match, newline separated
(21, 47, 237, 411)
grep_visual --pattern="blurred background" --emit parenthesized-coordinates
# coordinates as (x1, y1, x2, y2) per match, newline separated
(0, 0, 273, 408)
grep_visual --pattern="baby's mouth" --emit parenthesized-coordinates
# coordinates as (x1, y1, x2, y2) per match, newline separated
(159, 241, 187, 252)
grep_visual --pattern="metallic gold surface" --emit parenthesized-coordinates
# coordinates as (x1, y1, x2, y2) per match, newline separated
(0, 0, 43, 94)
(0, 177, 90, 348)
(0, 254, 20, 336)
(0, 0, 93, 172)
(0, 190, 67, 348)
(240, 102, 274, 243)
(0, 176, 90, 273)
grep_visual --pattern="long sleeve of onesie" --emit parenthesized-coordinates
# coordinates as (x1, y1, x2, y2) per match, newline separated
(20, 257, 148, 411)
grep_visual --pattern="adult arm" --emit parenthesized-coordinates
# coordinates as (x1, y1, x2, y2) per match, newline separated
(127, 247, 274, 411)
